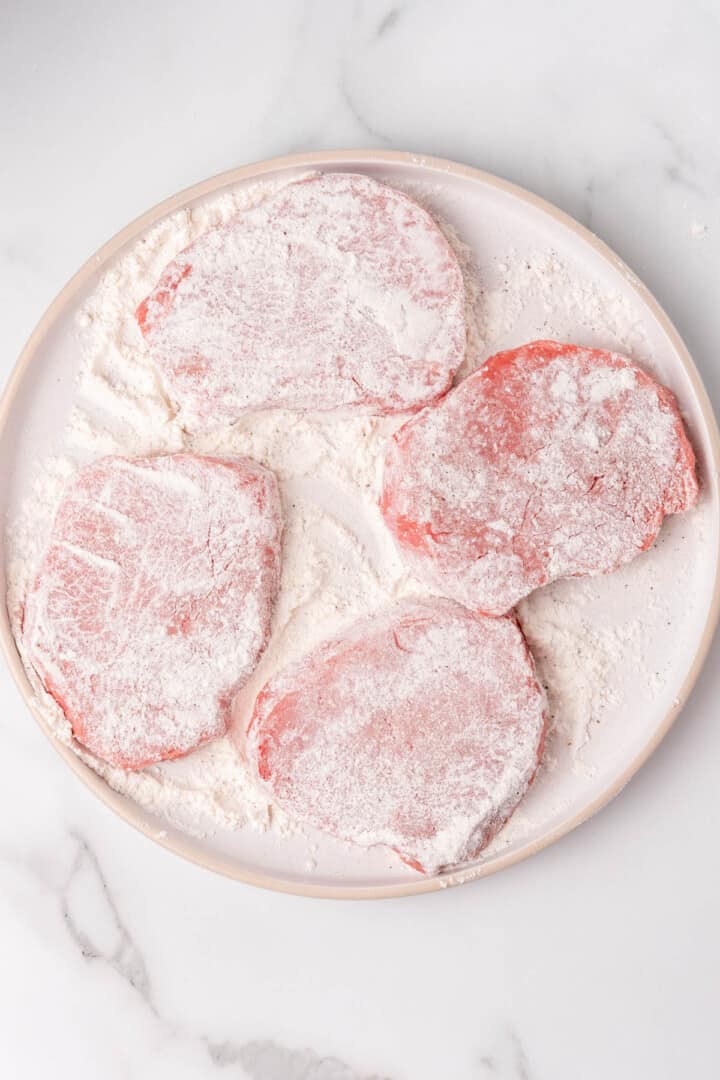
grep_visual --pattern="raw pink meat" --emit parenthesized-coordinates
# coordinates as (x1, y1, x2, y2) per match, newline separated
(380, 340, 698, 615)
(244, 598, 546, 873)
(23, 453, 283, 769)
(137, 172, 466, 430)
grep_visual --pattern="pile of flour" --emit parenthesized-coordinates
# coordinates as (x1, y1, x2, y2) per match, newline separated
(5, 173, 690, 846)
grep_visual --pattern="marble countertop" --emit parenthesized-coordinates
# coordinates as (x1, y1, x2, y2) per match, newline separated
(2, 3, 719, 1077)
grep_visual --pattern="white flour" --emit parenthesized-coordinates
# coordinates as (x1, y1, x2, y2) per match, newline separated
(4, 173, 704, 857)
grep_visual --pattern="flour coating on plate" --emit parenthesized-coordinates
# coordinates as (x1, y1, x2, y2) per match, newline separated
(5, 174, 701, 851)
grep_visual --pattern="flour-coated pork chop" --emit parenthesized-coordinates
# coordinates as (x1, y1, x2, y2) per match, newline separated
(137, 172, 466, 429)
(245, 598, 546, 873)
(23, 453, 283, 769)
(380, 341, 698, 615)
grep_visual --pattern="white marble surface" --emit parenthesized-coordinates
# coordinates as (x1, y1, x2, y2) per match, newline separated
(1, 2, 719, 1077)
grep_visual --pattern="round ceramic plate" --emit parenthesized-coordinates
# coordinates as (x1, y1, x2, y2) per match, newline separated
(1, 151, 719, 898)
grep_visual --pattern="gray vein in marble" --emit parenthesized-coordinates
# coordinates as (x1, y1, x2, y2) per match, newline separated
(208, 1038, 390, 1079)
(58, 832, 386, 1079)
(374, 7, 401, 39)
(61, 830, 156, 1011)
(338, 77, 391, 145)
(509, 1031, 531, 1080)
(477, 1027, 532, 1079)
(649, 118, 715, 199)
(254, 1, 394, 155)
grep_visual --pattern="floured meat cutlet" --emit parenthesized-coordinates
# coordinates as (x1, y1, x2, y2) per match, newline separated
(381, 340, 698, 615)
(244, 598, 546, 873)
(22, 453, 283, 769)
(137, 172, 466, 429)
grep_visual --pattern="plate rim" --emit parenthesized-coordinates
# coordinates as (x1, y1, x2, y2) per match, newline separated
(1, 147, 719, 899)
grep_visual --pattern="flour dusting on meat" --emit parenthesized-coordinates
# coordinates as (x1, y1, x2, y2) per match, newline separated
(5, 174, 704, 854)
